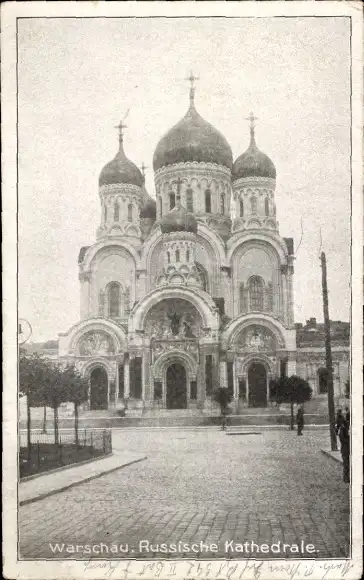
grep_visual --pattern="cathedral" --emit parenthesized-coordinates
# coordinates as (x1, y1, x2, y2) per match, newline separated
(58, 78, 349, 414)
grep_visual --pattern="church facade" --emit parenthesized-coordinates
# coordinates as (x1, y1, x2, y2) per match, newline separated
(58, 81, 349, 413)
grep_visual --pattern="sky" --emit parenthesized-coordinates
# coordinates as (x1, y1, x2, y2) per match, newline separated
(17, 16, 351, 342)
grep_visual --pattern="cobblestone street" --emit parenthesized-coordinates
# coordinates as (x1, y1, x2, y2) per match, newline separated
(19, 428, 350, 560)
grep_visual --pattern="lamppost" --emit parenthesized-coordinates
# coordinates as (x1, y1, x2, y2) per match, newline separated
(18, 319, 33, 457)
(18, 319, 32, 346)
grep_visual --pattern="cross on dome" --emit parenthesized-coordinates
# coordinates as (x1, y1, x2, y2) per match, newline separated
(246, 112, 258, 145)
(141, 162, 148, 178)
(185, 71, 199, 104)
(246, 112, 258, 131)
(114, 120, 128, 144)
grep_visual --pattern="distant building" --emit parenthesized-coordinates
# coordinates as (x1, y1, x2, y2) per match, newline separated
(296, 318, 349, 397)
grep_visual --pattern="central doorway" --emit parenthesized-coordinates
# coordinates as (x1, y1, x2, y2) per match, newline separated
(166, 363, 187, 409)
(248, 362, 267, 407)
(90, 367, 108, 410)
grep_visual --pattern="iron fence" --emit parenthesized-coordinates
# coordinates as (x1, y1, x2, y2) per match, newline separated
(19, 429, 112, 477)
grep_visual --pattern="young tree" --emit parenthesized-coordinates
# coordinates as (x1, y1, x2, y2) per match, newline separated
(42, 363, 68, 445)
(19, 351, 48, 458)
(269, 375, 312, 430)
(61, 365, 89, 445)
(212, 386, 233, 413)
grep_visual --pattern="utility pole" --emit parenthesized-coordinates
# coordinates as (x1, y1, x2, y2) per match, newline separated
(320, 251, 338, 451)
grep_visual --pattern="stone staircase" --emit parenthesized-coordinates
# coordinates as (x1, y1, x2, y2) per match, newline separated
(20, 400, 335, 430)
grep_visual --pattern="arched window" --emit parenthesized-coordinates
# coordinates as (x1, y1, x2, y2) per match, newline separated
(251, 196, 257, 213)
(186, 188, 193, 212)
(249, 276, 264, 311)
(169, 192, 176, 210)
(108, 283, 121, 318)
(127, 203, 133, 222)
(240, 200, 244, 217)
(205, 189, 211, 213)
(104, 205, 107, 223)
(167, 251, 171, 264)
(265, 198, 269, 216)
(186, 250, 190, 262)
(176, 249, 180, 263)
(220, 193, 225, 215)
(158, 196, 162, 217)
(114, 201, 119, 221)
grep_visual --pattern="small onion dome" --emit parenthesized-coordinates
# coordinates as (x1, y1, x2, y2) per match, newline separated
(153, 91, 232, 171)
(232, 126, 276, 181)
(99, 134, 143, 188)
(160, 201, 197, 234)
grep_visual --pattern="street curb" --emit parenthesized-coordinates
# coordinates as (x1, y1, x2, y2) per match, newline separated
(226, 432, 262, 436)
(22, 425, 330, 432)
(19, 456, 147, 506)
(321, 448, 343, 464)
(20, 452, 113, 482)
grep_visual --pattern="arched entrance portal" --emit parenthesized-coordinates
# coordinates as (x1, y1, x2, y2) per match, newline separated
(248, 362, 267, 407)
(166, 363, 187, 409)
(90, 367, 108, 410)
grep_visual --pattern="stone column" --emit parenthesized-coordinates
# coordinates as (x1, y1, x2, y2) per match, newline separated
(280, 271, 287, 322)
(233, 358, 239, 399)
(197, 352, 206, 408)
(142, 350, 151, 402)
(287, 263, 294, 326)
(124, 355, 130, 398)
(108, 361, 117, 407)
(219, 360, 228, 389)
(115, 364, 119, 401)
(287, 355, 296, 376)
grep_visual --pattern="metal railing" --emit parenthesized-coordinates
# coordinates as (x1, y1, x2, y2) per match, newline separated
(19, 429, 112, 477)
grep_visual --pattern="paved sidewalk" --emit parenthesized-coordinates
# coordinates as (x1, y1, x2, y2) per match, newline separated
(19, 452, 147, 505)
(19, 430, 350, 560)
(321, 448, 343, 464)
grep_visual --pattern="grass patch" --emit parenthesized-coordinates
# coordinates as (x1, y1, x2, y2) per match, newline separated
(19, 443, 106, 478)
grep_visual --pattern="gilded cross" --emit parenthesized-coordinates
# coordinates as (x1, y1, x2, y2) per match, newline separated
(114, 120, 127, 142)
(141, 162, 148, 179)
(246, 112, 258, 130)
(185, 71, 199, 90)
(185, 71, 199, 103)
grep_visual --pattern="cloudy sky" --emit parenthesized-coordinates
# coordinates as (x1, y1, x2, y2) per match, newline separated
(17, 16, 351, 342)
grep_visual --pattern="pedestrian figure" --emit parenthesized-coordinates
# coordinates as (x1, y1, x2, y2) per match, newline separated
(220, 407, 228, 431)
(335, 409, 345, 436)
(296, 405, 304, 436)
(338, 414, 350, 483)
(345, 406, 350, 423)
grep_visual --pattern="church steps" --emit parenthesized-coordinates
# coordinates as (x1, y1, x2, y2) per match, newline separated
(19, 412, 329, 430)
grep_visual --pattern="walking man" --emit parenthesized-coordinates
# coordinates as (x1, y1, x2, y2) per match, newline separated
(296, 405, 304, 436)
(339, 413, 350, 483)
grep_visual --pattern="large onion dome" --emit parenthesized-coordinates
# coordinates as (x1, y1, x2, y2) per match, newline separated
(160, 200, 197, 234)
(99, 132, 143, 187)
(153, 89, 233, 171)
(232, 123, 276, 181)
